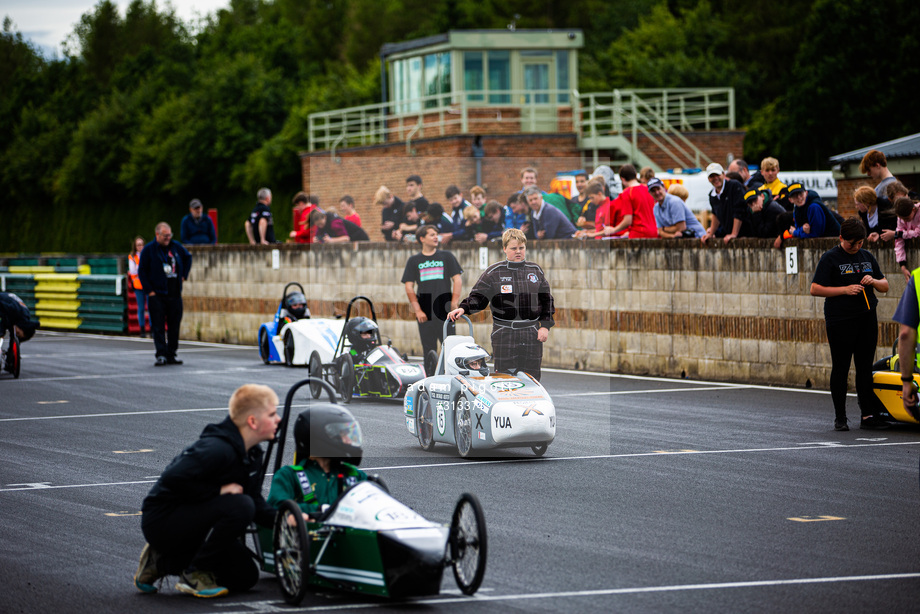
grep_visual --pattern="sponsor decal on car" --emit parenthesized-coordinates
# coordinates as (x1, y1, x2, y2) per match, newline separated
(429, 382, 450, 393)
(520, 404, 544, 417)
(473, 395, 492, 413)
(431, 392, 450, 402)
(490, 380, 524, 391)
(550, 415, 555, 428)
(494, 416, 512, 429)
(406, 417, 415, 432)
(437, 407, 446, 435)
(395, 365, 420, 376)
(404, 395, 414, 415)
(478, 431, 486, 440)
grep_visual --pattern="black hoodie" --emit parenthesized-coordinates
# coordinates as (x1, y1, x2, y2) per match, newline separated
(143, 416, 275, 527)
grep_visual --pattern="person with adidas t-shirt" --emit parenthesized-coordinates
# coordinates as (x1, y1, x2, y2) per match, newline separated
(401, 225, 463, 374)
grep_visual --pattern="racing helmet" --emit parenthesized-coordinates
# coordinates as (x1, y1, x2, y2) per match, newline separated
(284, 291, 309, 320)
(293, 405, 363, 465)
(450, 344, 490, 376)
(344, 317, 378, 353)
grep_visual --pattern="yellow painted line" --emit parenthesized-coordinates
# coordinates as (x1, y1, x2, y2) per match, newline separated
(113, 449, 154, 454)
(105, 511, 142, 517)
(37, 400, 69, 405)
(788, 516, 845, 523)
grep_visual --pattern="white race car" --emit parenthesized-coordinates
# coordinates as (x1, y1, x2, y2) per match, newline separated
(403, 317, 556, 457)
(258, 282, 344, 368)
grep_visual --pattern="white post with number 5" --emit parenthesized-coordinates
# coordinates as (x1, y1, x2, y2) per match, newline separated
(785, 246, 798, 275)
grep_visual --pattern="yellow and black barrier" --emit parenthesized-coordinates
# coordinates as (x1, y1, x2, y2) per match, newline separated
(1, 264, 126, 333)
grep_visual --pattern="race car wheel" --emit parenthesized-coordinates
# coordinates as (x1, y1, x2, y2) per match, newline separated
(7, 335, 21, 379)
(531, 444, 548, 457)
(418, 390, 435, 451)
(258, 328, 271, 365)
(309, 352, 323, 399)
(273, 499, 311, 605)
(450, 493, 487, 595)
(424, 350, 439, 377)
(335, 354, 356, 404)
(454, 393, 473, 458)
(283, 330, 295, 366)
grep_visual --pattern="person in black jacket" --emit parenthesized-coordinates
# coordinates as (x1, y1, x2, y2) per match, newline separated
(701, 162, 751, 243)
(135, 384, 280, 598)
(854, 185, 897, 243)
(746, 188, 786, 238)
(138, 222, 192, 366)
(0, 292, 39, 372)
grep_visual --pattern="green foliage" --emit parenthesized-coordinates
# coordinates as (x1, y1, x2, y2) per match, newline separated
(745, 0, 920, 168)
(2, 0, 919, 253)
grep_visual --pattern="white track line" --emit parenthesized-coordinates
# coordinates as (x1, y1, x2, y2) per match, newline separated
(211, 572, 920, 612)
(4, 441, 918, 492)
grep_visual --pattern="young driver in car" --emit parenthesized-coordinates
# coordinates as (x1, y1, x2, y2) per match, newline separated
(268, 406, 366, 520)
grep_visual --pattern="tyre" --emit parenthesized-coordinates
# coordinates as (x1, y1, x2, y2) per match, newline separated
(273, 499, 311, 605)
(283, 330, 295, 366)
(336, 354, 356, 404)
(308, 352, 322, 399)
(450, 493, 487, 595)
(455, 393, 473, 458)
(417, 390, 435, 451)
(424, 350, 439, 377)
(258, 328, 271, 364)
(531, 444, 548, 457)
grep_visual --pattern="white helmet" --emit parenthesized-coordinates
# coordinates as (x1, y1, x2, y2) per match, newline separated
(449, 344, 490, 376)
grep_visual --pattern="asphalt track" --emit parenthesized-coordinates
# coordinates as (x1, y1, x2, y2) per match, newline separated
(2, 332, 920, 613)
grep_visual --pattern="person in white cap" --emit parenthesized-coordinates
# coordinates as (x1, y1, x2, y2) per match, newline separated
(701, 162, 750, 244)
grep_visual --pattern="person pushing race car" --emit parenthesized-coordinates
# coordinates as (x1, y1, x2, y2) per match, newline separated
(0, 292, 40, 373)
(268, 405, 366, 521)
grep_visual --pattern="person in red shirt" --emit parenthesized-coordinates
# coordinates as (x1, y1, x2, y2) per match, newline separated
(337, 195, 362, 227)
(289, 192, 317, 244)
(608, 164, 658, 238)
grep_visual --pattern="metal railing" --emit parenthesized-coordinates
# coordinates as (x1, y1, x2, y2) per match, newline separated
(307, 87, 735, 167)
(576, 88, 734, 169)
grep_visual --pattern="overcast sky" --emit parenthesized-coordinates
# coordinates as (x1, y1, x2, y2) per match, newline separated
(3, 0, 230, 57)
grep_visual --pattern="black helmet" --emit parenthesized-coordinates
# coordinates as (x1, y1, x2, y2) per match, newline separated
(293, 405, 363, 465)
(285, 291, 309, 320)
(344, 317, 378, 353)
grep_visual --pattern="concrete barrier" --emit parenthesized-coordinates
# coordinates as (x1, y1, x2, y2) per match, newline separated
(176, 238, 914, 391)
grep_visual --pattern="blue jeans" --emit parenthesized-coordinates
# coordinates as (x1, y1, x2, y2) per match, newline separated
(133, 289, 149, 331)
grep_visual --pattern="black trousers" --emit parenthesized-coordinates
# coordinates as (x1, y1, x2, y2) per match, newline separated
(141, 494, 260, 592)
(148, 293, 183, 358)
(491, 325, 543, 381)
(418, 318, 454, 373)
(825, 310, 878, 421)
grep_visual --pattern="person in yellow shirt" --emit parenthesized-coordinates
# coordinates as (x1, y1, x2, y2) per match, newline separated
(760, 157, 787, 198)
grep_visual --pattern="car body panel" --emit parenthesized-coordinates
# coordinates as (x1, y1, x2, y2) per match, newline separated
(404, 371, 556, 452)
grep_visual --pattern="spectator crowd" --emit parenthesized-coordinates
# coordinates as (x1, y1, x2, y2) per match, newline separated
(278, 152, 913, 261)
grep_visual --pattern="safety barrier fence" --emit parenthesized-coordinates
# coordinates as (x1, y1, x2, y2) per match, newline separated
(0, 258, 126, 332)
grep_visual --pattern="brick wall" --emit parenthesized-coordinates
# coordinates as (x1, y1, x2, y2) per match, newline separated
(182, 237, 916, 390)
(302, 134, 583, 240)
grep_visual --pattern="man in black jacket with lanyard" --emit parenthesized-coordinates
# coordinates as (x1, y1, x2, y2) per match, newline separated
(447, 228, 555, 381)
(138, 222, 192, 366)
